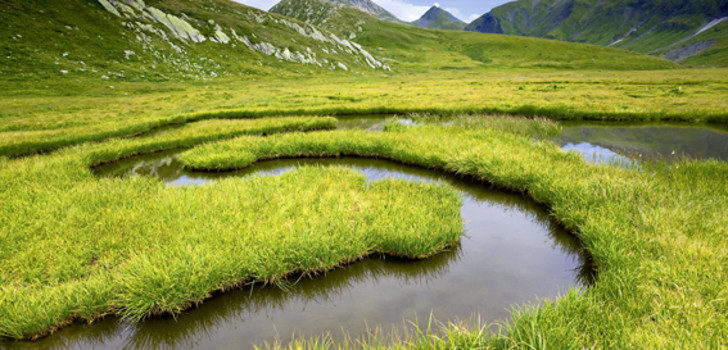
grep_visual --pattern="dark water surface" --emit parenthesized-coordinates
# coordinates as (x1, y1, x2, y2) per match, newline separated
(12, 154, 592, 349)
(560, 121, 728, 164)
(8, 116, 726, 349)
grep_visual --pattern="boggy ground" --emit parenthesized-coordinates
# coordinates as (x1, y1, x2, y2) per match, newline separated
(2, 69, 728, 157)
(179, 117, 728, 349)
(0, 116, 462, 339)
(1, 113, 727, 349)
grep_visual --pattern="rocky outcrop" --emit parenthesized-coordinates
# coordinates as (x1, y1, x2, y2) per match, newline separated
(95, 0, 388, 71)
(663, 40, 717, 61)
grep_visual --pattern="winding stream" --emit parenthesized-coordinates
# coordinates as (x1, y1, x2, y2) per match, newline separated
(11, 116, 725, 349)
(19, 158, 591, 349)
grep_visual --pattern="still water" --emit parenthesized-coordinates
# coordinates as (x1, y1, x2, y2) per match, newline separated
(9, 116, 724, 348)
(560, 121, 728, 164)
(9, 152, 592, 349)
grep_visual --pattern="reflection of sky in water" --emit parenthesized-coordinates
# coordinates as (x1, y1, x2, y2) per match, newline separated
(562, 142, 635, 168)
(559, 123, 728, 163)
(70, 155, 593, 350)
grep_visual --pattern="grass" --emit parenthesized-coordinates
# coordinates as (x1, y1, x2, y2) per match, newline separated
(2, 68, 728, 158)
(176, 118, 728, 348)
(0, 114, 338, 158)
(1, 113, 726, 348)
(0, 115, 462, 339)
(2, 0, 727, 347)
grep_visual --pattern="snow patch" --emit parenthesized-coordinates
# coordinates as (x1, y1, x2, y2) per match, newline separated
(695, 17, 728, 36)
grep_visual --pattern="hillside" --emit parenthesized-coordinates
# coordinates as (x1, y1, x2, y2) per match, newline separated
(0, 0, 389, 82)
(410, 6, 465, 31)
(270, 0, 677, 71)
(465, 0, 728, 66)
(0, 0, 681, 87)
(270, 0, 401, 24)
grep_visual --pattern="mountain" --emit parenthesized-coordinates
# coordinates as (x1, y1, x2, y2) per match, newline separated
(0, 0, 389, 82)
(271, 0, 401, 24)
(269, 0, 676, 72)
(410, 6, 465, 30)
(464, 0, 728, 66)
(0, 0, 678, 86)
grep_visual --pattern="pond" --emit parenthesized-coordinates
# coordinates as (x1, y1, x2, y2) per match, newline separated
(19, 115, 727, 349)
(559, 121, 728, 165)
(11, 150, 593, 349)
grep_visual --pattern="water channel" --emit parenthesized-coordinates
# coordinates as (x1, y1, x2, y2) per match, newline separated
(8, 116, 727, 349)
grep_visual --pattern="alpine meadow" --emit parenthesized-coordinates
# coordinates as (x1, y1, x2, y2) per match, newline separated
(1, 0, 727, 349)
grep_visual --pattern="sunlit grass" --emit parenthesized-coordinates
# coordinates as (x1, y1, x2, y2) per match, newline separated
(180, 119, 728, 349)
(0, 116, 462, 339)
(2, 69, 727, 157)
(1, 109, 727, 348)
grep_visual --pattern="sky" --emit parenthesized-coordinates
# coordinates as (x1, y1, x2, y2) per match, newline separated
(232, 0, 513, 23)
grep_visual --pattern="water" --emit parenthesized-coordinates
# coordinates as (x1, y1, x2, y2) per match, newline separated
(9, 154, 592, 349)
(560, 121, 728, 164)
(8, 116, 725, 349)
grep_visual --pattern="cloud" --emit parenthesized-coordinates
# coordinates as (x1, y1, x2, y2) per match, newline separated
(373, 0, 430, 21)
(444, 6, 479, 23)
(231, 0, 278, 11)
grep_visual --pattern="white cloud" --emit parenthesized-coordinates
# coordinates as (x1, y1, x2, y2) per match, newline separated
(231, 0, 278, 11)
(373, 0, 430, 22)
(444, 6, 479, 23)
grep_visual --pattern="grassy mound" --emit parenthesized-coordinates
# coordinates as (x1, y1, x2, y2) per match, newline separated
(0, 116, 462, 339)
(179, 118, 728, 348)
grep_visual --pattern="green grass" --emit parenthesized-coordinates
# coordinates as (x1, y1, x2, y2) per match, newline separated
(177, 118, 728, 348)
(676, 21, 728, 67)
(317, 6, 678, 72)
(2, 68, 728, 158)
(0, 116, 462, 339)
(0, 113, 338, 157)
(2, 113, 727, 348)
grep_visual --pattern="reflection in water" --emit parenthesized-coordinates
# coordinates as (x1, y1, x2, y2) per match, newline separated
(561, 142, 635, 167)
(27, 156, 594, 350)
(334, 115, 387, 131)
(9, 116, 598, 350)
(560, 122, 728, 163)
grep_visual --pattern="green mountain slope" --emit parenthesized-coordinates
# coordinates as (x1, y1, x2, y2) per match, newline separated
(0, 0, 389, 82)
(410, 6, 465, 30)
(0, 0, 679, 86)
(465, 0, 728, 66)
(278, 0, 677, 71)
(271, 0, 401, 24)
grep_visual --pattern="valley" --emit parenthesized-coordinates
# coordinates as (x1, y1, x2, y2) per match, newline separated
(1, 0, 727, 349)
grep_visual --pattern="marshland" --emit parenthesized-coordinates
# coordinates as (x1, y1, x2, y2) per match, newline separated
(2, 0, 728, 349)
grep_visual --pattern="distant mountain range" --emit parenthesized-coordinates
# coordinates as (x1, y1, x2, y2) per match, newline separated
(0, 0, 685, 84)
(272, 0, 465, 30)
(410, 6, 465, 30)
(465, 0, 728, 65)
(272, 0, 728, 66)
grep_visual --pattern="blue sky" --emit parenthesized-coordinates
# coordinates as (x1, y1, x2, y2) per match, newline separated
(233, 0, 512, 23)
